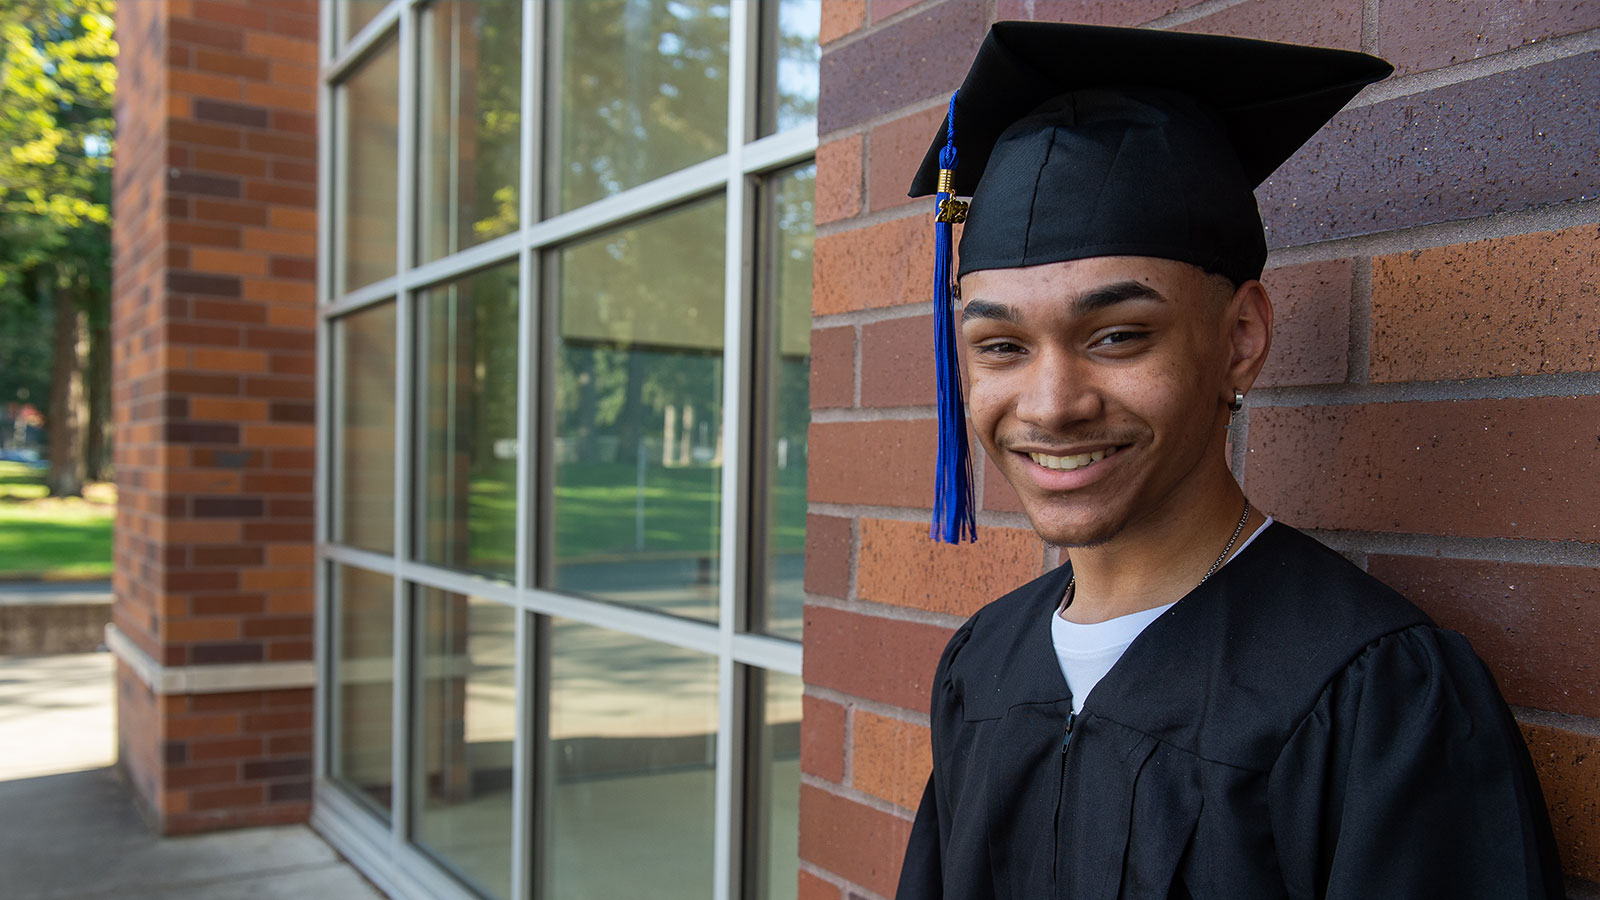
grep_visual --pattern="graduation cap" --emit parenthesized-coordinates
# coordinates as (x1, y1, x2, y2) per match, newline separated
(912, 22, 1392, 544)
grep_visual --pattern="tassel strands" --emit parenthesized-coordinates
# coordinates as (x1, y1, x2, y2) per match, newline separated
(930, 92, 976, 544)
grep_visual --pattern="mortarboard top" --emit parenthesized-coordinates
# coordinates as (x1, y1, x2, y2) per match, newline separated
(909, 21, 1393, 283)
(912, 23, 1392, 544)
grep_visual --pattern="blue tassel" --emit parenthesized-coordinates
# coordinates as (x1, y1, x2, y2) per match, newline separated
(930, 92, 976, 544)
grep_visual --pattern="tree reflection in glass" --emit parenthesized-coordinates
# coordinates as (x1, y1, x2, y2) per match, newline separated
(416, 265, 518, 581)
(761, 165, 813, 640)
(552, 197, 726, 623)
(418, 0, 521, 263)
(554, 0, 730, 212)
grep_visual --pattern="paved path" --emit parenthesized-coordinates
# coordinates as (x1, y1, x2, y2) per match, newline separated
(0, 579, 112, 605)
(0, 652, 386, 900)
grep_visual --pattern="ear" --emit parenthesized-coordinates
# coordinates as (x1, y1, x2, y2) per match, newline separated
(1222, 279, 1273, 404)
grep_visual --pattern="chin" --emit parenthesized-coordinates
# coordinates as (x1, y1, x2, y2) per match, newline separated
(1026, 508, 1127, 550)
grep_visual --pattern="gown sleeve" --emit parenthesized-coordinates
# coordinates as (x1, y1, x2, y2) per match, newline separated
(895, 620, 976, 900)
(1268, 625, 1566, 900)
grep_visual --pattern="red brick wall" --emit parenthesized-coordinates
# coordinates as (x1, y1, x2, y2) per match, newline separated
(112, 0, 318, 834)
(803, 1, 1600, 896)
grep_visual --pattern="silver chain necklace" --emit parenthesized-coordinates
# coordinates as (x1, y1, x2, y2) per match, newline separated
(1065, 498, 1252, 606)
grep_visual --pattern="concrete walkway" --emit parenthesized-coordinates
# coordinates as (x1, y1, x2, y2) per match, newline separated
(0, 652, 387, 900)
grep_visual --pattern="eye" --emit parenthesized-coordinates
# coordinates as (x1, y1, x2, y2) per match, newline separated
(973, 339, 1026, 358)
(1093, 329, 1146, 347)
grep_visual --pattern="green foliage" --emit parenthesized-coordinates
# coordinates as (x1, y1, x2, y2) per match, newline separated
(0, 0, 116, 410)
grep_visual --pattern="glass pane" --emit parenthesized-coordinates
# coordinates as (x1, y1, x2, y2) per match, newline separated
(335, 302, 396, 554)
(747, 669, 801, 900)
(553, 0, 730, 212)
(418, 0, 522, 263)
(761, 0, 820, 136)
(337, 0, 389, 46)
(331, 564, 395, 815)
(338, 37, 400, 293)
(546, 621, 717, 900)
(413, 590, 516, 899)
(551, 197, 726, 622)
(762, 165, 813, 640)
(416, 265, 518, 580)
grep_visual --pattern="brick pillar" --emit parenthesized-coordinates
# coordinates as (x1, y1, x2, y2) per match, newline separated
(802, 2, 1600, 897)
(111, 0, 319, 834)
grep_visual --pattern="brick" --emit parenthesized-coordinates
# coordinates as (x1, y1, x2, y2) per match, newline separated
(243, 709, 312, 732)
(818, 0, 986, 134)
(188, 691, 265, 713)
(192, 98, 269, 129)
(170, 18, 245, 51)
(187, 785, 264, 811)
(192, 0, 271, 30)
(996, 0, 1206, 25)
(1377, 0, 1600, 75)
(858, 518, 1040, 616)
(170, 69, 242, 102)
(164, 421, 240, 445)
(192, 594, 267, 617)
(1255, 259, 1351, 388)
(802, 695, 847, 782)
(981, 452, 1024, 514)
(1175, 0, 1363, 50)
(798, 785, 912, 899)
(191, 545, 265, 567)
(189, 737, 265, 762)
(189, 248, 266, 278)
(193, 199, 269, 227)
(242, 757, 310, 780)
(169, 171, 241, 198)
(1370, 226, 1600, 382)
(242, 227, 315, 256)
(166, 762, 240, 789)
(166, 619, 240, 642)
(814, 216, 932, 315)
(1261, 54, 1600, 248)
(244, 29, 318, 64)
(166, 713, 240, 739)
(810, 326, 854, 408)
(193, 49, 270, 81)
(191, 642, 265, 664)
(804, 605, 952, 711)
(1369, 557, 1600, 719)
(853, 710, 931, 811)
(797, 870, 840, 900)
(804, 514, 853, 598)
(871, 0, 920, 22)
(867, 105, 945, 214)
(816, 135, 863, 225)
(861, 315, 935, 407)
(809, 419, 935, 509)
(1519, 720, 1600, 882)
(190, 348, 268, 374)
(819, 0, 864, 45)
(1245, 397, 1600, 544)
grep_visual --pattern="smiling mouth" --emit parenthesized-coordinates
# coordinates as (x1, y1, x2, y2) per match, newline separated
(1027, 446, 1122, 471)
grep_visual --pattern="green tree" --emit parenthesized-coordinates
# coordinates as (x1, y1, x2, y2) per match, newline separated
(0, 0, 116, 494)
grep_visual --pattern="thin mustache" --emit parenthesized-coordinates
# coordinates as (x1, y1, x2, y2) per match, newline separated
(1000, 430, 1130, 450)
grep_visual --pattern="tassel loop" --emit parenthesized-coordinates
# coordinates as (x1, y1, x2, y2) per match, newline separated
(930, 91, 976, 544)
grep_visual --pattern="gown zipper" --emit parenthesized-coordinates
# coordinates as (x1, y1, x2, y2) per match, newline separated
(1053, 711, 1077, 892)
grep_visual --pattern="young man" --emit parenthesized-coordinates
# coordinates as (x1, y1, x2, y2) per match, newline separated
(895, 23, 1565, 900)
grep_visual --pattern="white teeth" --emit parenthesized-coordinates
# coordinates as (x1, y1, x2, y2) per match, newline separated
(1029, 447, 1116, 470)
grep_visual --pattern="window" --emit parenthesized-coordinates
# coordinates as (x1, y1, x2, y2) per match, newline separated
(318, 3, 818, 898)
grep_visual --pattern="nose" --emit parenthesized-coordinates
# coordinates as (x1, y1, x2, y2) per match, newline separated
(1013, 347, 1102, 432)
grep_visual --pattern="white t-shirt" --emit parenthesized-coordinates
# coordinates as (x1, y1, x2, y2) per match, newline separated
(1052, 518, 1273, 714)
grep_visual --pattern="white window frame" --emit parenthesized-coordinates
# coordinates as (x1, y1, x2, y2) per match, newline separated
(312, 2, 817, 899)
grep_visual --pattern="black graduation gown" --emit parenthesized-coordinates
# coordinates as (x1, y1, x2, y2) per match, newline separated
(896, 523, 1565, 900)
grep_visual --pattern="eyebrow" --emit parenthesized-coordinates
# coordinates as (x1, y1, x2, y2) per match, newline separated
(960, 279, 1166, 324)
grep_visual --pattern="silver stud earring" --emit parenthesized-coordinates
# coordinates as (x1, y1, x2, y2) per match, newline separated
(1228, 389, 1245, 413)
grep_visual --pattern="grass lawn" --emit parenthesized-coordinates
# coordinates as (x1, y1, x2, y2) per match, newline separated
(0, 461, 115, 580)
